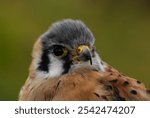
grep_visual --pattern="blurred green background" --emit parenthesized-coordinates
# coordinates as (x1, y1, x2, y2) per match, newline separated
(0, 0, 150, 100)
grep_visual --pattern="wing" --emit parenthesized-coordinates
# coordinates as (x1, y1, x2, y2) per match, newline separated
(51, 67, 150, 101)
(100, 62, 150, 101)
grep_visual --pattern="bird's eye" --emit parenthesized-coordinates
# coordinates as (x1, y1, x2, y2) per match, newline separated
(53, 45, 68, 57)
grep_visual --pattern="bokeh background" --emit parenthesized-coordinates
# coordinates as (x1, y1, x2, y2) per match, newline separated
(0, 0, 150, 100)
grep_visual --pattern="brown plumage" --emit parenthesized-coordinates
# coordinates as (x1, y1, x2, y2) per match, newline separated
(19, 19, 150, 101)
(19, 64, 150, 101)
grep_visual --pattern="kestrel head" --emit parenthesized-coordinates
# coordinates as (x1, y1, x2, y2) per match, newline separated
(30, 19, 105, 79)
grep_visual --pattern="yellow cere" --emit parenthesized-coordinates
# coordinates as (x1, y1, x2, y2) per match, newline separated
(72, 45, 90, 63)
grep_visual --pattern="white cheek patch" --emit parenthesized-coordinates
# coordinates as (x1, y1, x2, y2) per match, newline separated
(34, 54, 64, 79)
(48, 55, 64, 78)
(35, 71, 49, 79)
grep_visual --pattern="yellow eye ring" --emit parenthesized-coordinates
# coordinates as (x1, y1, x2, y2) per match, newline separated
(77, 45, 90, 54)
(77, 47, 82, 54)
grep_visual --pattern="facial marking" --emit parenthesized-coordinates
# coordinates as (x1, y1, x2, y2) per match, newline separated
(34, 20, 107, 79)
(38, 49, 50, 72)
(48, 55, 64, 77)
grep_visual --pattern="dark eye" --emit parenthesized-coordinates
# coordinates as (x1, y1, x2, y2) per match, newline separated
(53, 45, 68, 57)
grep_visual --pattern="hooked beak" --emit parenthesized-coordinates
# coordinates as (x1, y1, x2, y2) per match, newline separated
(76, 45, 92, 65)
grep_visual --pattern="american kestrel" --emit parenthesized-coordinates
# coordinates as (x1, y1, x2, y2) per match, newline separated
(19, 19, 150, 101)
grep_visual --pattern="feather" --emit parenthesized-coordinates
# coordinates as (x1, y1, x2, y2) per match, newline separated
(19, 64, 150, 101)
